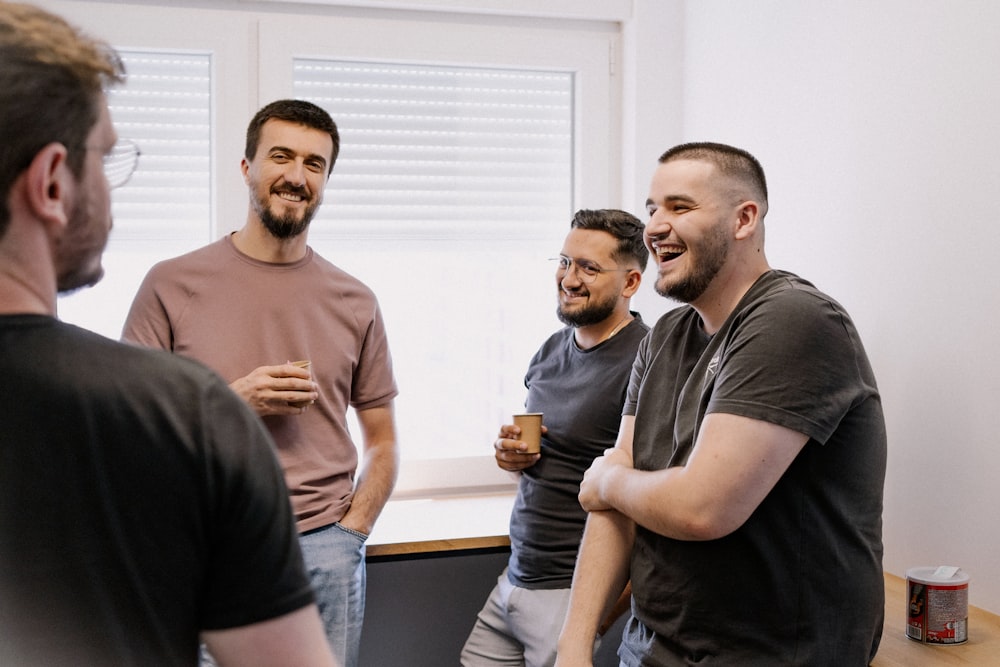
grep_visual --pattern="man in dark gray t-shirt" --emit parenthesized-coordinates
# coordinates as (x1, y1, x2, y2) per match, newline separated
(461, 209, 649, 667)
(557, 143, 886, 667)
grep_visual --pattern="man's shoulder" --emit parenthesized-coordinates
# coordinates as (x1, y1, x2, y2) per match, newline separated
(533, 325, 574, 355)
(741, 270, 851, 322)
(144, 237, 230, 282)
(307, 249, 373, 286)
(649, 304, 697, 335)
(51, 320, 220, 389)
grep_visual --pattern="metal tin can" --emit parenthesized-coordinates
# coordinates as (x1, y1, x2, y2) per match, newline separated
(905, 566, 969, 644)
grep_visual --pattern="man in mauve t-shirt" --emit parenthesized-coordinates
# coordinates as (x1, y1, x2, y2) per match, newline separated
(123, 99, 399, 667)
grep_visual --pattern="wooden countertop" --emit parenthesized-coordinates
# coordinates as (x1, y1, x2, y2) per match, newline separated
(872, 573, 1000, 666)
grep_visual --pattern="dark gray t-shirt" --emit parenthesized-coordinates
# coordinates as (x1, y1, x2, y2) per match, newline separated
(621, 271, 886, 666)
(507, 315, 648, 589)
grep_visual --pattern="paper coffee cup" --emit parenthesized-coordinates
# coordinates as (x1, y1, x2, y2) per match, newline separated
(289, 360, 312, 407)
(513, 413, 543, 453)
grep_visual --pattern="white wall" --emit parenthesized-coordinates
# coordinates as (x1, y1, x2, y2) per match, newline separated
(645, 0, 999, 613)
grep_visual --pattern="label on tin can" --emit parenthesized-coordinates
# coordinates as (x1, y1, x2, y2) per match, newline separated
(905, 566, 969, 644)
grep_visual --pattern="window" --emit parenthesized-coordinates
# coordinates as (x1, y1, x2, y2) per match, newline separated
(294, 59, 574, 461)
(258, 13, 617, 486)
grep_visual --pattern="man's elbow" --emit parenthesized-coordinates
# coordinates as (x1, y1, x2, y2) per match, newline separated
(676, 509, 746, 541)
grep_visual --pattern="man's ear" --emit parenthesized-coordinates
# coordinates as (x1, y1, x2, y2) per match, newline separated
(240, 157, 252, 185)
(621, 267, 643, 298)
(23, 143, 73, 231)
(733, 200, 761, 240)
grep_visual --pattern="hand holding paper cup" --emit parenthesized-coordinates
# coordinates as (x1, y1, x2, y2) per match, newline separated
(513, 412, 543, 453)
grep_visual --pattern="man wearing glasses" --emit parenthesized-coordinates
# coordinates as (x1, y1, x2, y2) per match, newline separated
(461, 209, 648, 667)
(0, 3, 336, 666)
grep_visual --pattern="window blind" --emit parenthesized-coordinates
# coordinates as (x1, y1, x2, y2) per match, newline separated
(106, 50, 212, 241)
(293, 59, 573, 240)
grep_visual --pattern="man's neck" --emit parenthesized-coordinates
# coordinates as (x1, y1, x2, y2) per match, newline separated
(574, 307, 634, 350)
(0, 276, 54, 315)
(231, 222, 308, 263)
(0, 234, 57, 316)
(693, 263, 771, 335)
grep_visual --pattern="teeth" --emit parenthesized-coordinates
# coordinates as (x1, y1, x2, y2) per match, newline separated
(277, 192, 303, 202)
(656, 244, 685, 258)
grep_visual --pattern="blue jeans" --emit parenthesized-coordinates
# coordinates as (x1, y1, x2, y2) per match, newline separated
(300, 522, 368, 667)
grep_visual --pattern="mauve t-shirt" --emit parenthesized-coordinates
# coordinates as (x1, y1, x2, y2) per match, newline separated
(122, 234, 398, 532)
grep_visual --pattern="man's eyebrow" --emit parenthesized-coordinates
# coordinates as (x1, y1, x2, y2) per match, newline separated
(647, 194, 697, 206)
(267, 145, 327, 166)
(665, 194, 696, 204)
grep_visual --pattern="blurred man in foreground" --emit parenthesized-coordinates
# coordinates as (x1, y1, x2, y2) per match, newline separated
(0, 4, 337, 664)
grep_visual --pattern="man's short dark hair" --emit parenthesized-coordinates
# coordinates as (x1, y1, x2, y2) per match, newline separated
(244, 99, 340, 174)
(570, 209, 648, 272)
(659, 142, 769, 217)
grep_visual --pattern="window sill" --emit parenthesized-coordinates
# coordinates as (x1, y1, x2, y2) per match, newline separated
(389, 455, 519, 500)
(367, 491, 514, 559)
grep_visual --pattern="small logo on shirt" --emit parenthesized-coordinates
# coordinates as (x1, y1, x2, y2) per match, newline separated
(707, 354, 720, 377)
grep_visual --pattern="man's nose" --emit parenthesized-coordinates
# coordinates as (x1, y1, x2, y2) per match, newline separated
(284, 159, 308, 186)
(560, 266, 584, 289)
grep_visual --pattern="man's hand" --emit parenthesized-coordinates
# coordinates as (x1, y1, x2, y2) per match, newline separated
(229, 363, 318, 416)
(493, 423, 544, 471)
(578, 447, 632, 511)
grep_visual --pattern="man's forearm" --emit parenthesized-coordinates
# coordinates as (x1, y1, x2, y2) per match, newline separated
(340, 441, 398, 535)
(557, 509, 634, 664)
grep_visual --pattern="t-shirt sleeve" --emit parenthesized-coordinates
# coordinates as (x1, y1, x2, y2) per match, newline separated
(708, 290, 867, 444)
(121, 265, 175, 351)
(198, 379, 314, 629)
(350, 300, 398, 410)
(623, 333, 651, 417)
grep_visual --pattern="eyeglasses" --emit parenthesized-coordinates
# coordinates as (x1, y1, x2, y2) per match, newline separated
(96, 138, 141, 189)
(550, 255, 631, 285)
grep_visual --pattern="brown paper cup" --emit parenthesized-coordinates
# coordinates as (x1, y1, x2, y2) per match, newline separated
(289, 360, 312, 407)
(513, 413, 543, 453)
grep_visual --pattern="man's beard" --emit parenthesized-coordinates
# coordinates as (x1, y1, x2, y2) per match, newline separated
(255, 187, 319, 240)
(557, 290, 618, 328)
(55, 189, 109, 294)
(655, 222, 730, 303)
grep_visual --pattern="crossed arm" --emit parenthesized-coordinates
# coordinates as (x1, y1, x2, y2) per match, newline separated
(556, 413, 808, 664)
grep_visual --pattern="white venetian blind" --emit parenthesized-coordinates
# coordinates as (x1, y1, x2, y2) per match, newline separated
(294, 59, 573, 239)
(58, 50, 212, 338)
(105, 50, 212, 240)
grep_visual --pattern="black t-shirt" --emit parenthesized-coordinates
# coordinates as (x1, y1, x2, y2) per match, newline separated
(0, 315, 314, 666)
(621, 271, 886, 666)
(507, 315, 648, 589)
